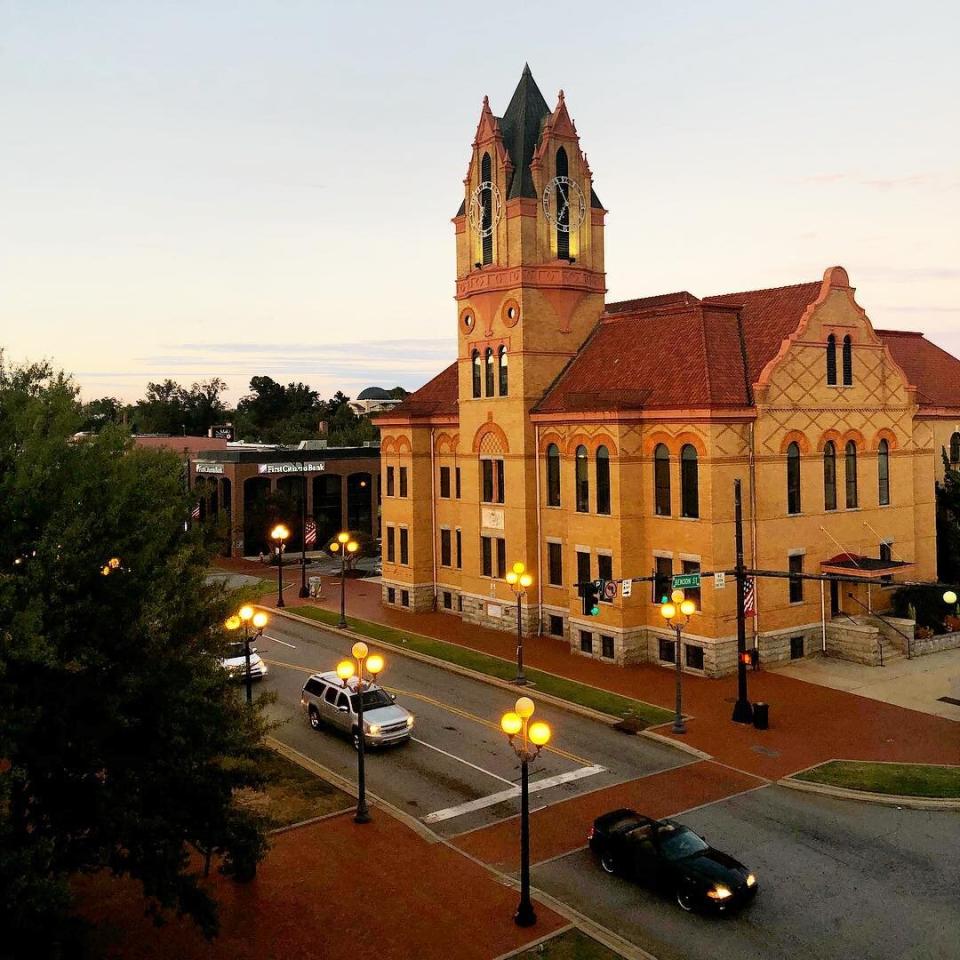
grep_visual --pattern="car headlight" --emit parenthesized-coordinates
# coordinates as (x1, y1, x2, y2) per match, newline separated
(746, 874, 756, 887)
(707, 885, 733, 900)
(366, 723, 381, 736)
(406, 715, 415, 728)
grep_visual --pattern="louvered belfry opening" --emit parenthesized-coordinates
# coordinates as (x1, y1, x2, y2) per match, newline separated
(555, 146, 569, 260)
(481, 152, 493, 265)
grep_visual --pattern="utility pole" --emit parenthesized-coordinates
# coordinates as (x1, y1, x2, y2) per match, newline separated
(732, 479, 754, 724)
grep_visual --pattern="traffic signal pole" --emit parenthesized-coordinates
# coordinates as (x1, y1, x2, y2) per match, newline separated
(732, 479, 754, 724)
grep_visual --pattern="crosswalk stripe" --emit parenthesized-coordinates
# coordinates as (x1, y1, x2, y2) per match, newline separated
(422, 764, 606, 824)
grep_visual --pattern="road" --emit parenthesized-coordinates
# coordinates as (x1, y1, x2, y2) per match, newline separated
(533, 785, 960, 960)
(254, 615, 687, 836)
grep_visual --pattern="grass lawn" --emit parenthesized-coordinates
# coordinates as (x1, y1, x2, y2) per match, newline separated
(512, 928, 625, 960)
(235, 748, 353, 829)
(295, 605, 673, 728)
(794, 760, 960, 798)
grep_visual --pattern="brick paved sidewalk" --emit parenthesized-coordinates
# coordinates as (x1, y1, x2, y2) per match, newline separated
(248, 571, 960, 781)
(76, 809, 566, 960)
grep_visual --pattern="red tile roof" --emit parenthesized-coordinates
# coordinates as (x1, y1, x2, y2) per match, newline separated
(537, 281, 823, 413)
(877, 330, 960, 409)
(133, 436, 229, 454)
(380, 361, 459, 419)
(385, 283, 960, 421)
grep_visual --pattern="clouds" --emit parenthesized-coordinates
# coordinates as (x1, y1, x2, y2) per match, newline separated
(72, 337, 456, 402)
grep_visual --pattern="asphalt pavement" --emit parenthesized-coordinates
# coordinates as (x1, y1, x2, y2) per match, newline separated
(254, 614, 688, 836)
(532, 785, 960, 960)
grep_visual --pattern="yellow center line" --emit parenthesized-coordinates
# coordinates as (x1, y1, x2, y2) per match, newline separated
(263, 657, 594, 767)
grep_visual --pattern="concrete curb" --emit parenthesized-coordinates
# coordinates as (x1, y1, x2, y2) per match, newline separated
(640, 728, 713, 760)
(262, 605, 683, 742)
(268, 735, 656, 960)
(777, 776, 960, 810)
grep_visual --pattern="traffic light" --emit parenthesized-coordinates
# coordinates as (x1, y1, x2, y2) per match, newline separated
(580, 580, 602, 617)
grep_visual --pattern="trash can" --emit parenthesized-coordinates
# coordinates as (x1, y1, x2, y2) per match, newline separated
(753, 702, 769, 730)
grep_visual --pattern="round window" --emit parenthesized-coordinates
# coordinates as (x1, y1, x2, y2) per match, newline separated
(460, 309, 475, 332)
(501, 298, 521, 327)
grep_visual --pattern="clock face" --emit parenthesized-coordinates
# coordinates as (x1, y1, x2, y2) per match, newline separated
(542, 176, 586, 233)
(468, 181, 502, 237)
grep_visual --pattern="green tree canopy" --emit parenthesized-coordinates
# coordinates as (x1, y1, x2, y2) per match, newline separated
(0, 355, 270, 956)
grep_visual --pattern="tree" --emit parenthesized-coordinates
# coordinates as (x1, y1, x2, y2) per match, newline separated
(234, 376, 322, 443)
(79, 396, 123, 431)
(0, 354, 271, 956)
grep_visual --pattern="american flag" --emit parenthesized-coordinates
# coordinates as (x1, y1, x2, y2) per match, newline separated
(743, 576, 756, 616)
(191, 503, 201, 521)
(304, 517, 317, 547)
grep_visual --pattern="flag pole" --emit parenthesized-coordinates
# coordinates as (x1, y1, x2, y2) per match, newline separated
(732, 479, 754, 724)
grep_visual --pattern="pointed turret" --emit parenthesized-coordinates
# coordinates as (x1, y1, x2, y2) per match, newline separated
(499, 64, 551, 199)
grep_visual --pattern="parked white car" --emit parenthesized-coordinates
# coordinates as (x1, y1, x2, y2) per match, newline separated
(220, 641, 268, 681)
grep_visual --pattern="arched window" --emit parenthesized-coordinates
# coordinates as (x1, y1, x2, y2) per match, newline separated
(471, 349, 481, 398)
(497, 345, 508, 396)
(950, 432, 960, 464)
(546, 444, 561, 507)
(878, 439, 890, 506)
(596, 445, 611, 515)
(484, 347, 495, 396)
(680, 444, 699, 519)
(823, 441, 837, 511)
(787, 442, 801, 515)
(654, 444, 671, 516)
(481, 152, 493, 265)
(555, 147, 570, 260)
(575, 444, 589, 513)
(842, 335, 853, 386)
(826, 334, 837, 386)
(845, 440, 858, 508)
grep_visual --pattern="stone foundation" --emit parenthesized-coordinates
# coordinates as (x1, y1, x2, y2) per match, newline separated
(380, 579, 436, 613)
(824, 617, 882, 665)
(461, 592, 539, 636)
(911, 630, 960, 657)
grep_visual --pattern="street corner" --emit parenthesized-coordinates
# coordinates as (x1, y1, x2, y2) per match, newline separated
(452, 760, 765, 874)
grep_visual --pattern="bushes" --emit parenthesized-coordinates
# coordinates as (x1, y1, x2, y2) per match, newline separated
(891, 585, 955, 633)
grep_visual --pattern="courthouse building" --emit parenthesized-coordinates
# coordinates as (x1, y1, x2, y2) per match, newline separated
(375, 66, 960, 676)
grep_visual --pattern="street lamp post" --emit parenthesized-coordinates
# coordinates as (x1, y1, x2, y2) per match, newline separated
(336, 641, 385, 824)
(225, 605, 269, 704)
(299, 469, 310, 599)
(501, 696, 551, 928)
(271, 523, 290, 608)
(660, 589, 696, 735)
(329, 531, 359, 628)
(506, 562, 534, 684)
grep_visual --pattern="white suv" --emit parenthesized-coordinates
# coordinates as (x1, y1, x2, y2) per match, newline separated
(301, 672, 414, 749)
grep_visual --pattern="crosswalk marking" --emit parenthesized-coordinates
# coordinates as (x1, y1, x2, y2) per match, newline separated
(422, 764, 606, 824)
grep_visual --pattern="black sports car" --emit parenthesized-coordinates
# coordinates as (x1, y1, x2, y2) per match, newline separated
(588, 808, 758, 914)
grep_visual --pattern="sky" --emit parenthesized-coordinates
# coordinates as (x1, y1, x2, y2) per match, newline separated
(2, 0, 958, 404)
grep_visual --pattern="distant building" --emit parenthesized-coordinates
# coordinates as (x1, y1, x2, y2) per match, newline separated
(349, 387, 404, 416)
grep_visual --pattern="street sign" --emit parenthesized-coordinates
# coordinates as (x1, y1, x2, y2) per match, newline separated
(621, 579, 632, 598)
(603, 579, 618, 600)
(672, 572, 701, 590)
(714, 571, 726, 590)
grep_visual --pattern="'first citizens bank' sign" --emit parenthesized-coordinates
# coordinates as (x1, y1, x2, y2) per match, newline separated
(257, 462, 325, 475)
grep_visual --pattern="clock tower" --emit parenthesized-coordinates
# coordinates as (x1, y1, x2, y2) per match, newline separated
(450, 65, 606, 633)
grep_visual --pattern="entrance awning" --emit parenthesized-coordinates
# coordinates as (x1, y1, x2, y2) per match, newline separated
(820, 552, 913, 580)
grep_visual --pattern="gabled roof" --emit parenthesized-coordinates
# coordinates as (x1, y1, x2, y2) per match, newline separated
(705, 281, 822, 386)
(378, 362, 458, 420)
(876, 329, 960, 409)
(536, 281, 824, 414)
(499, 64, 551, 201)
